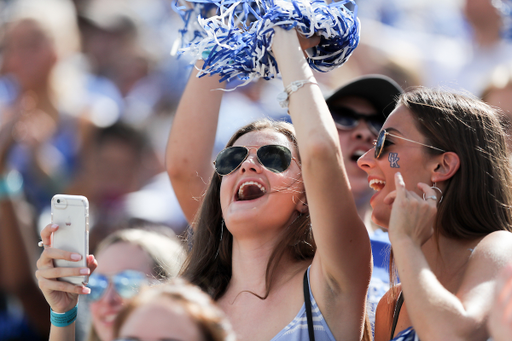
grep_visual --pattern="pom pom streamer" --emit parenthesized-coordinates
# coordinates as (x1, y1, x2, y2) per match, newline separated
(494, 0, 512, 40)
(172, 0, 360, 85)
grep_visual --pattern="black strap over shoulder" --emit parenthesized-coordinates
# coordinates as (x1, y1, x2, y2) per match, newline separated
(303, 270, 315, 341)
(390, 291, 404, 340)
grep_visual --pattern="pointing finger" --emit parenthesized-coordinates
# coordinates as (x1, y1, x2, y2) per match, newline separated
(395, 172, 406, 200)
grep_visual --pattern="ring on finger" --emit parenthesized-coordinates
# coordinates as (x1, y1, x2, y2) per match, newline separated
(38, 241, 51, 248)
(423, 194, 437, 201)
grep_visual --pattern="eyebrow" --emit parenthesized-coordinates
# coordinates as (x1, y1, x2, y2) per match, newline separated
(384, 127, 402, 135)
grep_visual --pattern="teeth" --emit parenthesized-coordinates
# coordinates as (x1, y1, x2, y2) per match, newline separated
(238, 181, 266, 198)
(369, 179, 385, 191)
(103, 314, 117, 323)
(352, 150, 366, 158)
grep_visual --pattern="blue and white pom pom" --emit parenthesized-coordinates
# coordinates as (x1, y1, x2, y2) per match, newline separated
(172, 0, 360, 85)
(494, 0, 512, 40)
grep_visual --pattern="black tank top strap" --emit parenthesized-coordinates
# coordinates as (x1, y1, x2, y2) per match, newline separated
(303, 269, 315, 341)
(390, 291, 404, 340)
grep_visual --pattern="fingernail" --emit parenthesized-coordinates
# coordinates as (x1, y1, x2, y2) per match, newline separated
(51, 224, 58, 229)
(396, 172, 405, 185)
(71, 253, 82, 261)
(80, 268, 90, 275)
(82, 287, 91, 294)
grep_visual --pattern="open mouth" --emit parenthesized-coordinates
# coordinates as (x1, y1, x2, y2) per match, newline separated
(369, 179, 385, 191)
(350, 149, 366, 162)
(236, 181, 267, 201)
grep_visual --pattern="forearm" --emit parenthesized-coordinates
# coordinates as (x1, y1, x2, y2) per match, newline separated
(0, 198, 51, 335)
(166, 62, 225, 222)
(272, 28, 370, 287)
(392, 237, 485, 340)
(0, 199, 35, 291)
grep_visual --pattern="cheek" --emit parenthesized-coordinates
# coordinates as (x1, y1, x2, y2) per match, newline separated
(219, 177, 233, 210)
(387, 152, 401, 168)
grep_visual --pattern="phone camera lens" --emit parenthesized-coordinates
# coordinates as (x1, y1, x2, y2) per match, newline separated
(57, 199, 60, 204)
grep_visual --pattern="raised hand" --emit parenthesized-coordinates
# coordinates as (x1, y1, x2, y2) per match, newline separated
(35, 223, 97, 313)
(386, 172, 437, 246)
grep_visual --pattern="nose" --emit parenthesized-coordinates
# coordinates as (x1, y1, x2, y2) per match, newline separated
(100, 283, 123, 305)
(351, 120, 376, 144)
(239, 153, 263, 174)
(357, 148, 375, 172)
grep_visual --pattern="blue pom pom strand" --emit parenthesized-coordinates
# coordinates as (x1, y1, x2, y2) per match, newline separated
(495, 0, 512, 41)
(172, 0, 360, 85)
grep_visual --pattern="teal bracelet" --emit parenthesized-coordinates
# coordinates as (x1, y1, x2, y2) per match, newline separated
(0, 169, 23, 200)
(50, 304, 78, 327)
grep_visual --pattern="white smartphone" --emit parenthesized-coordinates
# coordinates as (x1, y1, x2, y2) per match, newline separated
(51, 194, 89, 285)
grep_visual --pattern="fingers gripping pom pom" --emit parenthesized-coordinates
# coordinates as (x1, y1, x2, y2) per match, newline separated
(172, 0, 360, 85)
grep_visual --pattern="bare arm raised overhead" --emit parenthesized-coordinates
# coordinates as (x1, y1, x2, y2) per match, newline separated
(166, 65, 225, 223)
(272, 28, 371, 340)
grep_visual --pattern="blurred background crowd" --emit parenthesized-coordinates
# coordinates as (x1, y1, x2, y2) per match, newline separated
(0, 0, 512, 340)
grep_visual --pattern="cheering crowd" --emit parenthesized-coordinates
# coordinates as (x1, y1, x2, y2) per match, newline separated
(1, 0, 512, 341)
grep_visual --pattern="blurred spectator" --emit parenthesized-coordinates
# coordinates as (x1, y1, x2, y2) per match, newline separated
(73, 0, 194, 129)
(83, 227, 185, 341)
(345, 0, 512, 96)
(63, 122, 172, 249)
(0, 189, 48, 340)
(112, 278, 235, 341)
(481, 62, 512, 151)
(0, 0, 93, 214)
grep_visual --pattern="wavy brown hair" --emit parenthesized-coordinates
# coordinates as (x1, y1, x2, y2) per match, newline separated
(180, 119, 315, 300)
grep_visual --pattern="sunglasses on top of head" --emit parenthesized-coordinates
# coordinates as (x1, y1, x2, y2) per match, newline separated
(373, 129, 446, 159)
(329, 106, 385, 135)
(87, 270, 147, 302)
(213, 144, 298, 176)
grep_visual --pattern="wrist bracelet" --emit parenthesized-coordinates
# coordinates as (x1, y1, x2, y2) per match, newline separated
(50, 304, 78, 327)
(0, 169, 23, 200)
(277, 79, 318, 108)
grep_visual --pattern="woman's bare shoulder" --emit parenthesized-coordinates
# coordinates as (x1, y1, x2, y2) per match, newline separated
(472, 230, 512, 262)
(462, 230, 512, 284)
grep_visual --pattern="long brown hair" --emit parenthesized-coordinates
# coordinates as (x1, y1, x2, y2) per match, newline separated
(399, 88, 512, 239)
(180, 119, 373, 341)
(180, 119, 315, 299)
(387, 88, 512, 336)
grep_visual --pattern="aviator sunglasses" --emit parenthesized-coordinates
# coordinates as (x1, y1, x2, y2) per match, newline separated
(374, 129, 446, 159)
(213, 144, 296, 176)
(329, 106, 385, 135)
(87, 270, 147, 302)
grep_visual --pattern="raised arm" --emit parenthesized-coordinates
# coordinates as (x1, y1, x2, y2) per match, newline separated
(271, 27, 371, 338)
(166, 64, 225, 223)
(35, 224, 97, 341)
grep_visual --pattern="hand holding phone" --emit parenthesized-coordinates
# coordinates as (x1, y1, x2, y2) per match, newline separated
(51, 194, 89, 285)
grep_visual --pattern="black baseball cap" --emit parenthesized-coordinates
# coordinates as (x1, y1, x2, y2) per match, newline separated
(326, 75, 404, 118)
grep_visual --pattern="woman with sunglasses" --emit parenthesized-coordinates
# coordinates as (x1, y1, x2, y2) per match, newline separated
(36, 227, 185, 341)
(357, 88, 512, 341)
(167, 27, 372, 340)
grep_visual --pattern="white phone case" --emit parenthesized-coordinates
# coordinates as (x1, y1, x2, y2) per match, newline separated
(51, 194, 89, 285)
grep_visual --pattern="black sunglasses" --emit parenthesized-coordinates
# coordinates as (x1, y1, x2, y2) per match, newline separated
(329, 106, 385, 135)
(213, 145, 295, 176)
(374, 129, 446, 159)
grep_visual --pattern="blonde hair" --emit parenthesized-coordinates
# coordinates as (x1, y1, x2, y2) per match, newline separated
(87, 228, 186, 341)
(114, 279, 236, 341)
